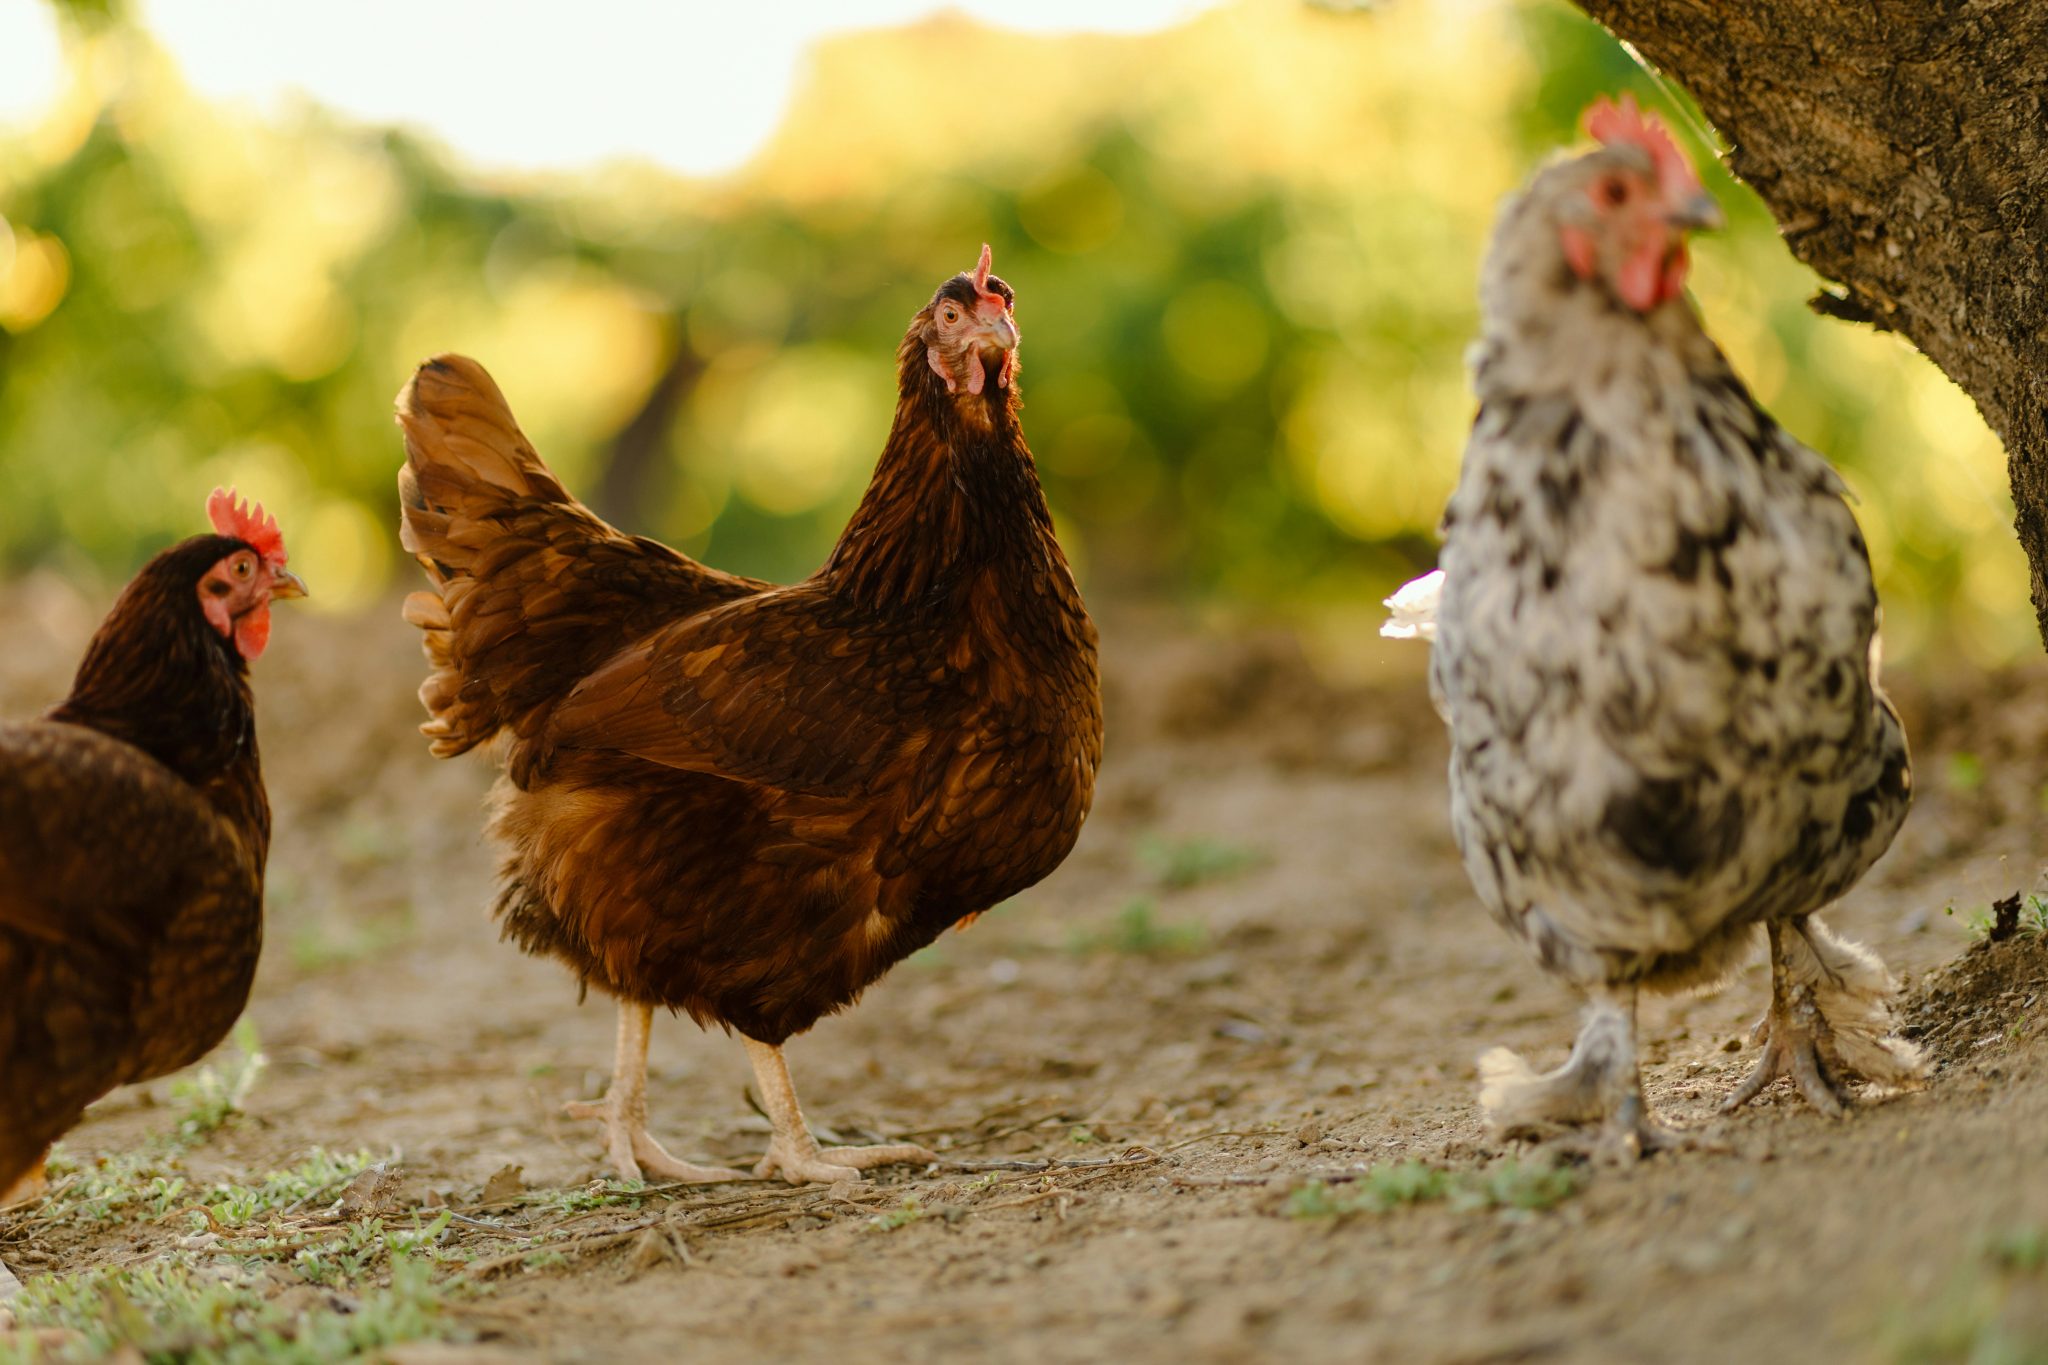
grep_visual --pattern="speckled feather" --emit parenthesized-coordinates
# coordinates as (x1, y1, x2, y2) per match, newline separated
(0, 536, 273, 1189)
(397, 289, 1101, 1044)
(1430, 148, 1911, 997)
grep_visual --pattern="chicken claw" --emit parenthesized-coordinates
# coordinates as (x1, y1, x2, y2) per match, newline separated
(1722, 922, 1856, 1117)
(743, 1038, 936, 1186)
(753, 1135, 939, 1186)
(568, 1001, 748, 1184)
(1554, 1090, 1698, 1165)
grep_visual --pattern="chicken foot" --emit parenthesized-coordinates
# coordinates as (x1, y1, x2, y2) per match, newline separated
(1478, 984, 1688, 1162)
(564, 1001, 749, 1183)
(1722, 921, 1850, 1118)
(742, 1038, 937, 1184)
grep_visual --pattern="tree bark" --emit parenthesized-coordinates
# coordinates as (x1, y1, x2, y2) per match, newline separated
(1576, 1, 2048, 643)
(588, 320, 704, 529)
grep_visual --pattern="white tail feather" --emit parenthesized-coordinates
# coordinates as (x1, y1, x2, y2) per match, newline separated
(1380, 569, 1444, 642)
(1783, 917, 1928, 1089)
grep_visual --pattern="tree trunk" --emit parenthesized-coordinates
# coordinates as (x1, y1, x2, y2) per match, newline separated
(588, 320, 705, 528)
(1576, 1, 2048, 644)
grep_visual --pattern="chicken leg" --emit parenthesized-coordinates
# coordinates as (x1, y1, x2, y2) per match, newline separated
(743, 1038, 936, 1184)
(564, 1001, 748, 1183)
(0, 1155, 47, 1209)
(1478, 983, 1686, 1161)
(1722, 921, 1850, 1118)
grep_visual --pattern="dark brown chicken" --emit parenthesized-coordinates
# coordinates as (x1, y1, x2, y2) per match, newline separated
(398, 247, 1102, 1184)
(0, 491, 305, 1201)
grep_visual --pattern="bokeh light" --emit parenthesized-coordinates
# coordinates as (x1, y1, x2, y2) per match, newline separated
(0, 0, 2029, 664)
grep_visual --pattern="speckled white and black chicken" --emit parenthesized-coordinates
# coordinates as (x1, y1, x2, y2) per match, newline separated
(1385, 96, 1925, 1157)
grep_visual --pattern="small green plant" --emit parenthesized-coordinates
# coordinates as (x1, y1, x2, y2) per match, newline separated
(1460, 1159, 1582, 1212)
(34, 1144, 374, 1239)
(170, 1019, 266, 1140)
(1949, 894, 2048, 942)
(869, 1197, 927, 1232)
(1286, 1159, 1579, 1221)
(1140, 835, 1265, 890)
(525, 1180, 649, 1215)
(1068, 900, 1207, 956)
(36, 1147, 184, 1226)
(1889, 1224, 2048, 1364)
(1989, 1225, 2048, 1273)
(1067, 1125, 1099, 1145)
(1945, 752, 1986, 793)
(2027, 897, 2048, 936)
(0, 1253, 459, 1364)
(194, 1148, 378, 1231)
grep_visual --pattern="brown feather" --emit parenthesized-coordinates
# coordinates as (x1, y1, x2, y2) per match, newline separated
(396, 273, 1101, 1045)
(1, 536, 275, 1189)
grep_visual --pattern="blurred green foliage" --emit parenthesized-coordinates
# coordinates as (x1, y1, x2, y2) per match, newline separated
(0, 0, 2027, 665)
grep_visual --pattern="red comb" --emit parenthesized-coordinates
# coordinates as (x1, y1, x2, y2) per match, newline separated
(206, 487, 287, 565)
(970, 243, 1007, 309)
(1585, 93, 1702, 202)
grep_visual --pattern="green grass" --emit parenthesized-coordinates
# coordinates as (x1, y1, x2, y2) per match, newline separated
(0, 1253, 458, 1364)
(1890, 1224, 2048, 1364)
(1067, 900, 1208, 956)
(3, 1142, 469, 1364)
(170, 1020, 267, 1141)
(1946, 894, 2048, 942)
(32, 1025, 275, 1229)
(867, 1197, 928, 1233)
(2, 1020, 480, 1362)
(196, 1149, 383, 1231)
(520, 1180, 653, 1216)
(1139, 835, 1265, 890)
(1286, 1159, 1582, 1220)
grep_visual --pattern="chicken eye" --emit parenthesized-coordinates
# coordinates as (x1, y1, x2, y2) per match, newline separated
(941, 305, 960, 324)
(1598, 176, 1629, 207)
(234, 558, 253, 579)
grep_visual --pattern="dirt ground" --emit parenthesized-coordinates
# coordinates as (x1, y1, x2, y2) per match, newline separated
(4, 575, 2048, 1364)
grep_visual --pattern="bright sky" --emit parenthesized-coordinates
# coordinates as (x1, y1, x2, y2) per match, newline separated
(0, 1, 1216, 175)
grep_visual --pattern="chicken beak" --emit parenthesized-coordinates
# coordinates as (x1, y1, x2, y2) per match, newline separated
(1666, 191, 1724, 232)
(271, 568, 309, 601)
(977, 314, 1019, 352)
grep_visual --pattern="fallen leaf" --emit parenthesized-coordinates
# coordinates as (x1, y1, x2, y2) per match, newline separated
(479, 1163, 527, 1206)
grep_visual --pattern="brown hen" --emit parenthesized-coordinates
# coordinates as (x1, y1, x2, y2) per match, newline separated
(397, 247, 1101, 1184)
(0, 491, 304, 1202)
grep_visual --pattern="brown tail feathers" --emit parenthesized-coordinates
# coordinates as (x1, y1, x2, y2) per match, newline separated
(395, 354, 758, 772)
